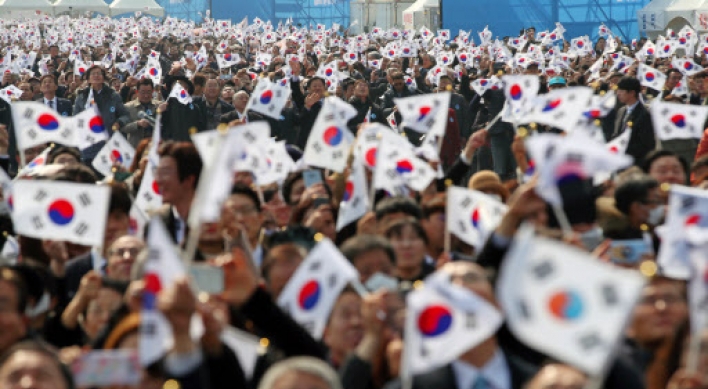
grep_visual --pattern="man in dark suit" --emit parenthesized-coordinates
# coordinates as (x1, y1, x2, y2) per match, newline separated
(289, 60, 326, 149)
(150, 141, 202, 246)
(384, 261, 537, 389)
(194, 78, 235, 131)
(38, 74, 72, 117)
(611, 77, 656, 165)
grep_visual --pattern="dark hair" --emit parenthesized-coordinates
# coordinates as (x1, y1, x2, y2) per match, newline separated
(84, 64, 107, 81)
(391, 72, 404, 81)
(614, 177, 659, 215)
(47, 146, 80, 164)
(641, 150, 688, 184)
(383, 218, 429, 246)
(282, 172, 304, 205)
(136, 78, 155, 89)
(230, 184, 261, 212)
(192, 73, 207, 88)
(0, 340, 75, 389)
(158, 141, 203, 189)
(51, 164, 98, 183)
(617, 76, 641, 94)
(0, 266, 28, 313)
(666, 68, 681, 78)
(39, 74, 57, 85)
(340, 234, 395, 265)
(375, 197, 423, 221)
(108, 182, 132, 215)
(306, 76, 326, 90)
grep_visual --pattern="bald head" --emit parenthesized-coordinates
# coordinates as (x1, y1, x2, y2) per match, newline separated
(233, 91, 249, 112)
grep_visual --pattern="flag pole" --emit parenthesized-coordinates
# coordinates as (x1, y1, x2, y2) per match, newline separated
(685, 310, 707, 373)
(443, 179, 452, 254)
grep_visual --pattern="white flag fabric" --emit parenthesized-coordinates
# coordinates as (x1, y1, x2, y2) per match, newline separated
(497, 233, 646, 375)
(404, 271, 503, 376)
(606, 128, 632, 155)
(245, 77, 292, 120)
(140, 217, 187, 365)
(373, 139, 436, 195)
(502, 75, 540, 123)
(277, 238, 359, 339)
(637, 63, 667, 92)
(656, 185, 708, 280)
(394, 93, 451, 135)
(92, 132, 136, 177)
(11, 181, 110, 247)
(0, 85, 23, 103)
(336, 152, 369, 231)
(168, 82, 192, 104)
(73, 106, 109, 150)
(446, 187, 507, 251)
(528, 87, 594, 132)
(136, 169, 163, 217)
(672, 58, 704, 76)
(220, 327, 261, 380)
(303, 97, 357, 173)
(671, 75, 689, 96)
(18, 146, 51, 175)
(650, 100, 708, 140)
(74, 59, 89, 78)
(470, 77, 501, 96)
(144, 61, 162, 84)
(525, 132, 633, 205)
(198, 122, 271, 223)
(11, 102, 77, 150)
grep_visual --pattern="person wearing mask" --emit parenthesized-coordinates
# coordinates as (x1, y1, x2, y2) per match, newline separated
(195, 78, 235, 130)
(611, 77, 656, 165)
(38, 74, 72, 117)
(123, 78, 160, 148)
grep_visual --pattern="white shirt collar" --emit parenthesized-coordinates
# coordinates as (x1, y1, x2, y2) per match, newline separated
(172, 207, 186, 245)
(626, 100, 640, 114)
(451, 349, 511, 389)
(44, 96, 56, 104)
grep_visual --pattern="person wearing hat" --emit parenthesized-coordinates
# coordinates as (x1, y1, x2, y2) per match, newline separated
(611, 76, 655, 165)
(159, 75, 206, 141)
(468, 170, 510, 203)
(548, 76, 566, 90)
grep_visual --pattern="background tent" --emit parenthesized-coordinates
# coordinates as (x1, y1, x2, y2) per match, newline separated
(53, 0, 110, 16)
(110, 0, 165, 18)
(0, 0, 54, 17)
(638, 0, 708, 38)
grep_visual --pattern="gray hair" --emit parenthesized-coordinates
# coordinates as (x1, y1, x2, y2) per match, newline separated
(257, 357, 342, 389)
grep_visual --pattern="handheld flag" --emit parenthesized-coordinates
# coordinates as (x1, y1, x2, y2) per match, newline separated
(303, 97, 357, 173)
(446, 187, 507, 251)
(92, 132, 136, 177)
(394, 92, 451, 135)
(11, 102, 76, 151)
(245, 77, 292, 120)
(336, 152, 369, 231)
(650, 100, 708, 141)
(72, 106, 109, 150)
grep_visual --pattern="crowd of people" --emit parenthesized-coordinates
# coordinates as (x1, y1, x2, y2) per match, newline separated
(0, 12, 707, 389)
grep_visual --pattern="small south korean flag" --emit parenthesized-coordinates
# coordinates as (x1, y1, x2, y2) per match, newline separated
(169, 82, 192, 104)
(404, 271, 503, 376)
(497, 232, 646, 375)
(303, 97, 357, 173)
(134, 163, 163, 215)
(245, 77, 292, 120)
(12, 101, 77, 151)
(72, 106, 109, 150)
(11, 181, 110, 247)
(336, 152, 369, 231)
(501, 75, 540, 123)
(650, 100, 708, 141)
(92, 132, 136, 177)
(277, 238, 359, 339)
(373, 140, 437, 195)
(529, 86, 594, 133)
(394, 92, 450, 135)
(446, 187, 507, 252)
(637, 63, 667, 92)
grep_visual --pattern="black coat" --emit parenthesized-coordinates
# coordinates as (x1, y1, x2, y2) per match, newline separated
(347, 97, 386, 133)
(160, 98, 207, 142)
(611, 103, 655, 165)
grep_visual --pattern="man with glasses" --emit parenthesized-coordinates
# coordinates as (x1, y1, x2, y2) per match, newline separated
(105, 236, 145, 282)
(221, 184, 266, 267)
(123, 78, 159, 148)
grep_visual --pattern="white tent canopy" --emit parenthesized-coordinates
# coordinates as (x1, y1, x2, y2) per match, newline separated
(0, 0, 53, 16)
(402, 0, 439, 30)
(638, 0, 708, 37)
(53, 0, 110, 15)
(109, 0, 165, 18)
